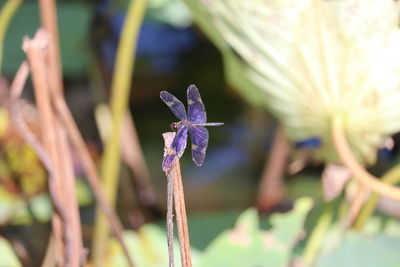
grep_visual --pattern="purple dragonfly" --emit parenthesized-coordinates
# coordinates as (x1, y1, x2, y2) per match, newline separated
(160, 85, 224, 172)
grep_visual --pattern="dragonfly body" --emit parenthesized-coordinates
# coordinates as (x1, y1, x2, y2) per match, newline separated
(171, 121, 224, 130)
(161, 85, 224, 171)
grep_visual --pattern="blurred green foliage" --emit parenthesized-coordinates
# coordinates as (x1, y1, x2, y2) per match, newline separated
(199, 198, 312, 267)
(147, 0, 192, 27)
(106, 198, 312, 267)
(0, 106, 93, 225)
(3, 1, 92, 77)
(317, 233, 400, 267)
(0, 236, 21, 267)
(101, 196, 400, 267)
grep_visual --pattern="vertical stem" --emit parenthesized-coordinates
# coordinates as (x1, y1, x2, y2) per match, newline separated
(52, 90, 135, 267)
(38, 0, 63, 93)
(56, 123, 83, 266)
(23, 33, 67, 266)
(92, 0, 147, 265)
(41, 235, 56, 267)
(24, 30, 84, 267)
(0, 0, 22, 74)
(257, 125, 289, 211)
(302, 202, 333, 265)
(171, 160, 192, 267)
(167, 172, 174, 267)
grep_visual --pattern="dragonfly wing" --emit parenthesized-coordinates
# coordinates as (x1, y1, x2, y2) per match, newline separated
(187, 84, 206, 124)
(160, 91, 187, 120)
(189, 126, 209, 166)
(162, 125, 188, 171)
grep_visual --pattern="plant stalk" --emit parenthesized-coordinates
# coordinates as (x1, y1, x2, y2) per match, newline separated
(302, 202, 333, 266)
(163, 132, 192, 267)
(171, 160, 192, 267)
(332, 115, 400, 201)
(354, 165, 400, 229)
(92, 0, 148, 265)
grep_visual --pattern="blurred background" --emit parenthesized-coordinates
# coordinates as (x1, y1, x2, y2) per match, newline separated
(2, 0, 400, 266)
(1, 0, 295, 263)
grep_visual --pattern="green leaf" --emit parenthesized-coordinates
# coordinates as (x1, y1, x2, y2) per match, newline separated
(105, 225, 200, 267)
(199, 197, 313, 267)
(75, 179, 93, 206)
(270, 197, 313, 245)
(0, 236, 21, 267)
(29, 193, 52, 223)
(317, 233, 400, 267)
(0, 187, 17, 225)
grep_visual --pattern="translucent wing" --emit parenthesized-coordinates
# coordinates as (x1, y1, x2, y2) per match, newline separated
(162, 125, 188, 171)
(160, 91, 187, 121)
(189, 125, 209, 166)
(187, 84, 206, 124)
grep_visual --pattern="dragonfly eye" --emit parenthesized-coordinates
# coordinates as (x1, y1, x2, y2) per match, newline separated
(170, 122, 178, 131)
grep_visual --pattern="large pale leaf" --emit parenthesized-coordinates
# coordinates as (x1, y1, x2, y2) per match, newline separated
(184, 0, 400, 164)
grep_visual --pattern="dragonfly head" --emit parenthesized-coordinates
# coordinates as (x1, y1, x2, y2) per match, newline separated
(170, 122, 178, 131)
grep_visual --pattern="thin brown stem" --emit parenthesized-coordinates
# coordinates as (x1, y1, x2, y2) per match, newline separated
(163, 132, 191, 267)
(167, 172, 174, 267)
(9, 61, 65, 223)
(257, 125, 290, 211)
(171, 160, 192, 267)
(38, 0, 63, 94)
(56, 123, 83, 266)
(9, 61, 68, 267)
(8, 61, 51, 168)
(41, 235, 56, 267)
(13, 41, 132, 267)
(332, 115, 400, 201)
(51, 91, 135, 267)
(22, 31, 68, 266)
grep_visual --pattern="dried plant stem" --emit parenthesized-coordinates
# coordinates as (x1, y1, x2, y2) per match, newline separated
(38, 0, 63, 93)
(38, 0, 134, 264)
(167, 172, 174, 267)
(0, 0, 22, 73)
(8, 61, 50, 168)
(52, 93, 135, 267)
(163, 132, 191, 267)
(354, 165, 400, 230)
(92, 0, 147, 264)
(10, 60, 134, 267)
(256, 125, 289, 211)
(170, 160, 192, 267)
(332, 115, 400, 201)
(23, 33, 72, 266)
(56, 123, 83, 265)
(10, 61, 65, 267)
(41, 235, 56, 267)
